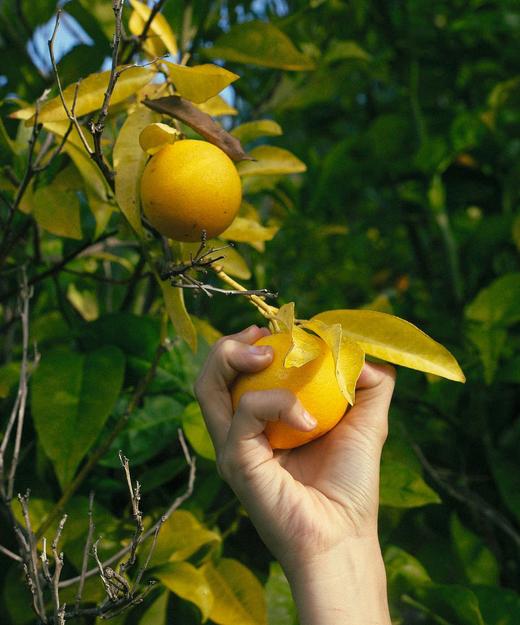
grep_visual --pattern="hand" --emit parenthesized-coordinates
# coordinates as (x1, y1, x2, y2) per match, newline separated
(195, 325, 395, 624)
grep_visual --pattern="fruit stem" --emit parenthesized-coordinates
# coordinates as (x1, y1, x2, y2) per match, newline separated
(213, 267, 278, 320)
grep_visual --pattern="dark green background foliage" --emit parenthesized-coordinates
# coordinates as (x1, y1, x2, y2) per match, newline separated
(1, 0, 519, 623)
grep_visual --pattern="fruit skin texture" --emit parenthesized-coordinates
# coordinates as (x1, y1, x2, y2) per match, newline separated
(140, 140, 242, 242)
(231, 333, 348, 449)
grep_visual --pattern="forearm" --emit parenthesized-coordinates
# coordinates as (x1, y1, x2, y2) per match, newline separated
(282, 537, 391, 625)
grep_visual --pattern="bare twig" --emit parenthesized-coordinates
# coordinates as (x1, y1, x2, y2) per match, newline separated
(48, 11, 92, 156)
(118, 452, 144, 574)
(75, 492, 95, 610)
(59, 429, 196, 589)
(51, 515, 68, 625)
(0, 543, 23, 562)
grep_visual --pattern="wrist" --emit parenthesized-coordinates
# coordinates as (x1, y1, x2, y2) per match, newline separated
(281, 536, 391, 625)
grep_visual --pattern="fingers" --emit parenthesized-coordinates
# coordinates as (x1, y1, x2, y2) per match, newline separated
(195, 325, 272, 451)
(344, 361, 396, 446)
(219, 389, 314, 480)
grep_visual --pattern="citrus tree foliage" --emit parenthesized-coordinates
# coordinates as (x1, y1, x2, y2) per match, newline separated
(0, 0, 519, 624)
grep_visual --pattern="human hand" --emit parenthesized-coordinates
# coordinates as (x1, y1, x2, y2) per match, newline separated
(195, 324, 395, 624)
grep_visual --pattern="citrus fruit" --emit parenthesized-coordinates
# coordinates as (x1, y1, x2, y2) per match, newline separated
(140, 139, 242, 242)
(231, 332, 348, 449)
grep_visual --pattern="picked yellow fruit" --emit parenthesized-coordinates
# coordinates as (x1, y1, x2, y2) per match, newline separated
(140, 139, 242, 242)
(231, 332, 348, 449)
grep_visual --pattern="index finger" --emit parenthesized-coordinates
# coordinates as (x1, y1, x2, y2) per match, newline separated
(195, 325, 271, 450)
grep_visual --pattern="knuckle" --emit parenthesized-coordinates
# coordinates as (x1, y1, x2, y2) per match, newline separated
(236, 390, 259, 414)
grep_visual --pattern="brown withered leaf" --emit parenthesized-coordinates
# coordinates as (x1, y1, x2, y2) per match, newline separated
(142, 95, 253, 162)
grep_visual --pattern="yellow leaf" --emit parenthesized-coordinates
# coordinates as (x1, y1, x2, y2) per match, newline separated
(159, 278, 197, 351)
(129, 0, 178, 57)
(26, 165, 82, 239)
(303, 319, 365, 405)
(273, 303, 322, 368)
(144, 509, 220, 567)
(87, 192, 116, 239)
(192, 316, 223, 345)
(13, 67, 155, 123)
(196, 94, 238, 116)
(164, 61, 239, 104)
(139, 122, 180, 154)
(67, 284, 99, 321)
(156, 561, 214, 622)
(183, 240, 251, 280)
(312, 309, 466, 382)
(231, 119, 282, 144)
(129, 10, 166, 58)
(220, 216, 278, 246)
(113, 106, 160, 237)
(203, 558, 267, 625)
(237, 145, 306, 177)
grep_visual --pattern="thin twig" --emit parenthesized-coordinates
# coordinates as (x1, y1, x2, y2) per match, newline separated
(0, 543, 23, 562)
(121, 0, 169, 63)
(75, 491, 95, 610)
(59, 430, 196, 589)
(51, 515, 68, 625)
(118, 452, 144, 574)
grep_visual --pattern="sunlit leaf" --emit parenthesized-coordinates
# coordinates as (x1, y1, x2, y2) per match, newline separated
(196, 94, 238, 116)
(129, 0, 178, 56)
(231, 120, 282, 144)
(303, 318, 364, 404)
(182, 402, 216, 461)
(139, 122, 180, 154)
(203, 558, 268, 625)
(24, 165, 82, 239)
(164, 61, 239, 104)
(156, 561, 214, 621)
(31, 346, 125, 490)
(465, 273, 520, 326)
(237, 146, 306, 177)
(272, 302, 321, 367)
(159, 277, 197, 351)
(67, 284, 99, 321)
(113, 105, 160, 237)
(129, 10, 166, 58)
(205, 21, 315, 71)
(220, 216, 278, 246)
(13, 67, 155, 122)
(312, 310, 466, 382)
(145, 509, 221, 567)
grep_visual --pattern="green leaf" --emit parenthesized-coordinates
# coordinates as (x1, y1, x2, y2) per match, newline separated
(202, 558, 268, 625)
(312, 310, 466, 382)
(205, 21, 315, 71)
(470, 585, 520, 625)
(0, 362, 20, 398)
(156, 561, 214, 621)
(265, 561, 298, 625)
(145, 509, 221, 567)
(237, 146, 306, 177)
(488, 451, 520, 524)
(99, 396, 184, 468)
(231, 120, 283, 144)
(324, 40, 371, 63)
(414, 583, 486, 625)
(450, 514, 499, 585)
(384, 546, 431, 600)
(12, 67, 156, 122)
(465, 273, 520, 326)
(182, 402, 216, 461)
(24, 166, 82, 239)
(164, 61, 239, 104)
(31, 346, 125, 490)
(466, 323, 506, 385)
(113, 105, 160, 237)
(138, 590, 168, 625)
(380, 459, 441, 508)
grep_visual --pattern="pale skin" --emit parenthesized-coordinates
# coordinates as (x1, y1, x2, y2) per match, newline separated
(195, 325, 396, 625)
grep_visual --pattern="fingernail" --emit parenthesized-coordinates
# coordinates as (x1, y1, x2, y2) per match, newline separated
(248, 345, 272, 357)
(303, 410, 317, 429)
